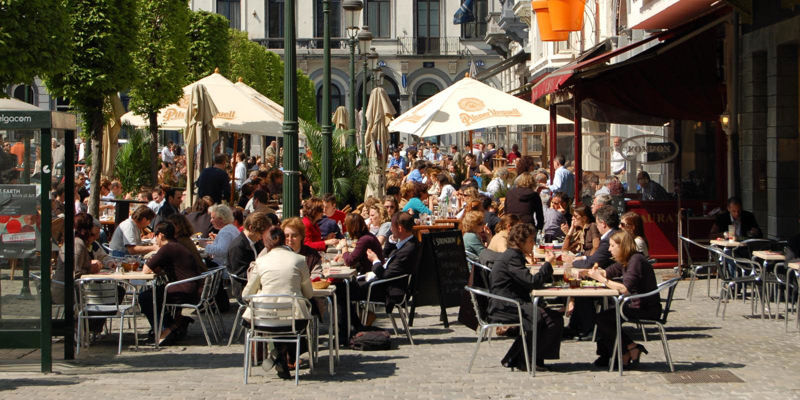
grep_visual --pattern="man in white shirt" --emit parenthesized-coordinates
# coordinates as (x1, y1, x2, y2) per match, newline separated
(426, 145, 442, 163)
(234, 152, 247, 189)
(161, 141, 175, 164)
(548, 154, 575, 199)
(109, 206, 159, 256)
(610, 136, 626, 177)
(148, 186, 165, 213)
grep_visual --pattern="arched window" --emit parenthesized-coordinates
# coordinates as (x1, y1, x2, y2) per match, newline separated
(357, 75, 400, 115)
(414, 82, 439, 105)
(13, 85, 35, 104)
(316, 84, 344, 124)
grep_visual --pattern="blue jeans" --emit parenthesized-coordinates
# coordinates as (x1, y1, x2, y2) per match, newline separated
(111, 250, 127, 257)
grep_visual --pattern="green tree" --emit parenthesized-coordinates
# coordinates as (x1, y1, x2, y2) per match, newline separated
(297, 69, 316, 123)
(46, 0, 139, 217)
(114, 126, 153, 193)
(186, 10, 230, 82)
(299, 121, 367, 207)
(128, 0, 190, 186)
(0, 0, 73, 91)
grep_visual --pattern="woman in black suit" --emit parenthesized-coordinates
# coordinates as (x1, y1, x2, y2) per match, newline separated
(582, 230, 661, 368)
(504, 173, 544, 232)
(488, 223, 563, 371)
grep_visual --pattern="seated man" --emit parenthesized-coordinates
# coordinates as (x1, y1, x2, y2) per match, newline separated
(637, 171, 670, 201)
(322, 193, 346, 225)
(226, 212, 270, 299)
(151, 187, 183, 229)
(108, 206, 159, 257)
(710, 196, 762, 239)
(406, 160, 427, 183)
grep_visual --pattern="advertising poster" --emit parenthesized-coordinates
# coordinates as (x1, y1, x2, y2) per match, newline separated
(0, 184, 40, 259)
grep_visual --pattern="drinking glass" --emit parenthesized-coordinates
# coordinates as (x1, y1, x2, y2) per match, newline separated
(727, 225, 736, 240)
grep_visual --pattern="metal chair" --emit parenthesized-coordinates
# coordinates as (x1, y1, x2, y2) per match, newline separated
(75, 278, 139, 355)
(465, 250, 479, 261)
(242, 294, 314, 385)
(463, 285, 529, 373)
(359, 274, 415, 345)
(714, 248, 764, 320)
(611, 276, 681, 372)
(30, 272, 66, 319)
(203, 266, 228, 340)
(158, 273, 216, 346)
(227, 272, 249, 346)
(680, 236, 718, 300)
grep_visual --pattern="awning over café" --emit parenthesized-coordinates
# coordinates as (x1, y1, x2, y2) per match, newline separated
(530, 11, 729, 125)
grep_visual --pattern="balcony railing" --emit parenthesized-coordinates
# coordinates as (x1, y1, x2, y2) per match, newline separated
(253, 38, 352, 51)
(396, 37, 466, 56)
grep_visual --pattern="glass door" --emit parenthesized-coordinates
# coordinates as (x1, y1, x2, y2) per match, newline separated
(416, 0, 440, 54)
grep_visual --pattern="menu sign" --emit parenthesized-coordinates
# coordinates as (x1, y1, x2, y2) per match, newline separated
(0, 185, 40, 258)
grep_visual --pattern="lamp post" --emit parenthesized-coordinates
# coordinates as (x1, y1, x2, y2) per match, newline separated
(320, 0, 333, 195)
(282, 0, 300, 217)
(358, 27, 373, 156)
(368, 47, 380, 89)
(343, 1, 362, 148)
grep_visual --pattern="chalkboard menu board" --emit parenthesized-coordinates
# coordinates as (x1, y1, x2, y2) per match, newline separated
(411, 230, 469, 328)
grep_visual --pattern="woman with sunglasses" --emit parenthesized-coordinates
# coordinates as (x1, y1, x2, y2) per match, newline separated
(620, 211, 649, 258)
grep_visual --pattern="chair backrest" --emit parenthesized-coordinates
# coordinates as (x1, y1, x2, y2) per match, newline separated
(657, 277, 681, 324)
(198, 272, 216, 302)
(244, 294, 310, 332)
(77, 278, 121, 309)
(465, 250, 479, 261)
(464, 286, 492, 326)
(741, 238, 772, 258)
(680, 235, 708, 266)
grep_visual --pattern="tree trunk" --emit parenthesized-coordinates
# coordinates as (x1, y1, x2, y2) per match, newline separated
(149, 111, 159, 186)
(87, 108, 104, 218)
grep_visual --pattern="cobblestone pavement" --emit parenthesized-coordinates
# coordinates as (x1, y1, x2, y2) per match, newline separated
(2, 272, 800, 399)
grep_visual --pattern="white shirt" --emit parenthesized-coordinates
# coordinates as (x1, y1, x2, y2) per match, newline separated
(234, 161, 247, 189)
(148, 199, 164, 213)
(610, 148, 626, 175)
(109, 218, 142, 253)
(161, 146, 174, 163)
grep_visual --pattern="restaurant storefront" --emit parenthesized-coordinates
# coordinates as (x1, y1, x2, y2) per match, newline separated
(530, 10, 731, 268)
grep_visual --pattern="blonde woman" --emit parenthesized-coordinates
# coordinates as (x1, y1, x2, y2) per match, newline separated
(462, 210, 491, 257)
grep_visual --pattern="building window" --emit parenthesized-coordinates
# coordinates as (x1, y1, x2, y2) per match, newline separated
(368, 0, 391, 38)
(460, 0, 487, 39)
(314, 0, 342, 38)
(416, 0, 440, 54)
(414, 82, 439, 105)
(217, 0, 241, 30)
(12, 85, 35, 105)
(316, 84, 344, 124)
(55, 97, 72, 112)
(268, 0, 284, 38)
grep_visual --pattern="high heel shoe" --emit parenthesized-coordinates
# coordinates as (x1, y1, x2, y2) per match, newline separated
(626, 344, 648, 369)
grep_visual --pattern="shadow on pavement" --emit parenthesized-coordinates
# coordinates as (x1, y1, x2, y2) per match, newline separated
(0, 378, 82, 391)
(291, 354, 406, 382)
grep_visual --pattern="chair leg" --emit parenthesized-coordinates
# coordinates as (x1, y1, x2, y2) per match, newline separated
(196, 311, 213, 346)
(639, 323, 648, 342)
(76, 315, 83, 356)
(397, 306, 414, 345)
(388, 313, 400, 336)
(657, 323, 674, 372)
(466, 327, 486, 373)
(228, 306, 245, 346)
(295, 335, 301, 386)
(118, 315, 124, 355)
(132, 312, 139, 351)
(520, 327, 530, 374)
(687, 271, 697, 301)
(243, 332, 250, 384)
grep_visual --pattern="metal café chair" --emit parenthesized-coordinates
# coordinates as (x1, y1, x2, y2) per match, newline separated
(75, 277, 139, 355)
(610, 277, 681, 372)
(242, 294, 314, 385)
(464, 285, 529, 373)
(227, 272, 250, 346)
(158, 273, 216, 346)
(203, 266, 228, 340)
(714, 248, 764, 320)
(358, 274, 415, 345)
(30, 272, 66, 319)
(680, 236, 718, 301)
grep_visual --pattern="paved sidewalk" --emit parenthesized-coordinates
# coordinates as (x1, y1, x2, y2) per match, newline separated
(2, 273, 800, 399)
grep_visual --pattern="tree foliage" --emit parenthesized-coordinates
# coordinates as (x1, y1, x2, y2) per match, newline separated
(0, 0, 73, 91)
(114, 126, 153, 193)
(186, 10, 230, 82)
(128, 0, 190, 185)
(228, 29, 317, 124)
(46, 0, 139, 217)
(300, 121, 367, 207)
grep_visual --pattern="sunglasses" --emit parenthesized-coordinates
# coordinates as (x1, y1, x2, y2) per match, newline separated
(619, 222, 628, 228)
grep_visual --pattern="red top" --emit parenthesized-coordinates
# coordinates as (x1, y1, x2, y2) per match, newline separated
(302, 216, 327, 251)
(329, 210, 347, 225)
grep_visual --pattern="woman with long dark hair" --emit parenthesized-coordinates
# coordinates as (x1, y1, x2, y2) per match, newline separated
(339, 213, 384, 274)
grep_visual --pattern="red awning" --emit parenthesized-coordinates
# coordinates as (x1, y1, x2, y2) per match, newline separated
(529, 34, 663, 102)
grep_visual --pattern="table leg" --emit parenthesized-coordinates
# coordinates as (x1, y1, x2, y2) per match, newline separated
(613, 297, 623, 376)
(530, 297, 540, 377)
(153, 280, 160, 349)
(786, 268, 792, 332)
(326, 296, 334, 375)
(332, 291, 339, 363)
(344, 279, 351, 341)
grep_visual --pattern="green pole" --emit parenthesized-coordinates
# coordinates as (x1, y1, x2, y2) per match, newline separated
(348, 39, 357, 148)
(361, 53, 369, 157)
(62, 128, 75, 360)
(19, 135, 32, 298)
(321, 0, 333, 195)
(39, 128, 52, 373)
(282, 0, 300, 217)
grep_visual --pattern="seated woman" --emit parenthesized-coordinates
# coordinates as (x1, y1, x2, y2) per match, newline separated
(488, 223, 562, 371)
(621, 211, 649, 258)
(242, 226, 313, 379)
(203, 204, 240, 266)
(462, 210, 491, 258)
(184, 196, 215, 238)
(581, 231, 660, 368)
(167, 213, 208, 273)
(562, 206, 601, 256)
(339, 213, 384, 274)
(301, 197, 339, 252)
(400, 181, 432, 216)
(367, 204, 390, 238)
(140, 222, 206, 345)
(487, 214, 520, 253)
(282, 217, 322, 276)
(53, 213, 103, 304)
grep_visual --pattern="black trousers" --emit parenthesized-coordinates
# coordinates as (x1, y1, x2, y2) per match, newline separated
(138, 287, 198, 333)
(568, 297, 596, 334)
(595, 305, 660, 358)
(492, 305, 563, 367)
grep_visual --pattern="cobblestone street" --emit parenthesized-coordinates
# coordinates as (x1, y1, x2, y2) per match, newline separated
(2, 272, 800, 399)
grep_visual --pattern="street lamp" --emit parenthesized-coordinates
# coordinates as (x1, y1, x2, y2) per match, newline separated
(343, 0, 362, 148)
(358, 27, 373, 156)
(368, 47, 380, 88)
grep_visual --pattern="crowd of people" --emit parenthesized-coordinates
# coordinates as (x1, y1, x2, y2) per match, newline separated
(38, 133, 787, 379)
